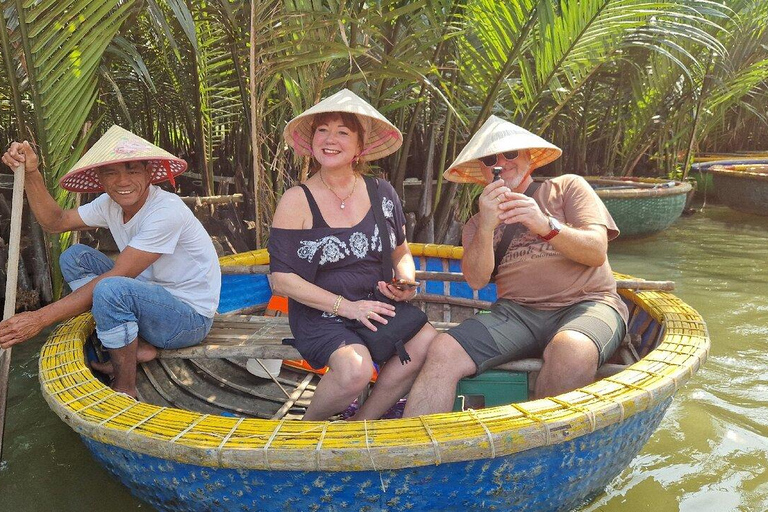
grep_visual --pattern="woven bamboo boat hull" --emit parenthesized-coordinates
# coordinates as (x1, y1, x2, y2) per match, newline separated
(707, 164, 768, 216)
(585, 177, 692, 237)
(80, 400, 668, 511)
(39, 244, 709, 512)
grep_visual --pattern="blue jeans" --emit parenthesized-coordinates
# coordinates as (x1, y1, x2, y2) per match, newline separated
(60, 244, 213, 350)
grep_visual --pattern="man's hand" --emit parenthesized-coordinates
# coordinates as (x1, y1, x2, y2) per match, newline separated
(477, 179, 511, 232)
(499, 192, 550, 236)
(0, 311, 46, 349)
(2, 141, 40, 175)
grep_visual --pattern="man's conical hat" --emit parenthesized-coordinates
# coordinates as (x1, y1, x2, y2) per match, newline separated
(283, 89, 403, 162)
(443, 115, 562, 184)
(59, 125, 187, 192)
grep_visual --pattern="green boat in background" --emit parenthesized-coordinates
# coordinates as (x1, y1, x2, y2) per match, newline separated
(689, 156, 768, 198)
(403, 176, 692, 239)
(706, 164, 768, 216)
(585, 177, 693, 238)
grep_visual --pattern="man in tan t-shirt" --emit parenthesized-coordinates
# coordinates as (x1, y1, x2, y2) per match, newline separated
(403, 116, 628, 417)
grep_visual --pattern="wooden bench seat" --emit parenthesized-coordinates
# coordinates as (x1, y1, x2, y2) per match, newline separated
(158, 314, 636, 378)
(158, 316, 300, 360)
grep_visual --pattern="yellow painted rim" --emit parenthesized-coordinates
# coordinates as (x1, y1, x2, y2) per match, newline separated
(39, 245, 709, 471)
(708, 164, 768, 181)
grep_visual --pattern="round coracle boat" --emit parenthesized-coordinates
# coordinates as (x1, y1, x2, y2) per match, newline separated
(691, 151, 768, 165)
(585, 176, 692, 237)
(39, 244, 709, 511)
(706, 164, 768, 216)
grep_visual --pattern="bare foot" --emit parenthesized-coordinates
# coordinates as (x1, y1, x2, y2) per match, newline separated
(111, 384, 138, 399)
(88, 339, 158, 376)
(87, 360, 138, 398)
(136, 339, 158, 363)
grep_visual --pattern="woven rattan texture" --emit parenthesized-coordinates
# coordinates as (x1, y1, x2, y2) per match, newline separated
(81, 399, 670, 512)
(710, 166, 768, 216)
(39, 245, 709, 474)
(603, 194, 687, 237)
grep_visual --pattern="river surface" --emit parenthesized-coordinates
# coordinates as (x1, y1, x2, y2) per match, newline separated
(1, 204, 767, 512)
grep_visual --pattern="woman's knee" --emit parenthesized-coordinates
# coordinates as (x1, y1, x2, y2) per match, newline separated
(329, 347, 374, 392)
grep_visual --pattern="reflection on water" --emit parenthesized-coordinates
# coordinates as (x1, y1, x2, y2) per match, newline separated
(584, 205, 768, 512)
(1, 205, 767, 511)
(0, 329, 145, 511)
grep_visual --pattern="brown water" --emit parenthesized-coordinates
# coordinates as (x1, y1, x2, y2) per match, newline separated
(1, 204, 767, 511)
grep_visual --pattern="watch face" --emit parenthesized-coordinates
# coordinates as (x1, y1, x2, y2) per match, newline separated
(549, 216, 562, 231)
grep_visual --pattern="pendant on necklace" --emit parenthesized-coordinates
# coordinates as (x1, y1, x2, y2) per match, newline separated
(340, 202, 346, 209)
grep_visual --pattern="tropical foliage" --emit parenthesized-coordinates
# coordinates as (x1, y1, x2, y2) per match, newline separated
(2, 0, 768, 255)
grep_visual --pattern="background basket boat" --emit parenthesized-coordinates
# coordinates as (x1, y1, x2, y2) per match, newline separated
(689, 158, 768, 198)
(585, 177, 693, 238)
(38, 245, 709, 512)
(705, 164, 768, 217)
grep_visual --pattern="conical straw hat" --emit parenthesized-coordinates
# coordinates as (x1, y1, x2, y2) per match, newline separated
(59, 125, 187, 192)
(443, 115, 562, 184)
(283, 89, 403, 162)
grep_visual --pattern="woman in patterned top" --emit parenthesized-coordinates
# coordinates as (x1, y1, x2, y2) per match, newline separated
(268, 89, 438, 421)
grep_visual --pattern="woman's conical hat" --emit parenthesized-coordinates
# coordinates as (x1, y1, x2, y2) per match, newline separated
(443, 115, 562, 184)
(59, 125, 187, 192)
(283, 89, 403, 162)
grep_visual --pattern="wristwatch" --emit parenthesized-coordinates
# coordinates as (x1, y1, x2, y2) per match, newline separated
(539, 216, 562, 241)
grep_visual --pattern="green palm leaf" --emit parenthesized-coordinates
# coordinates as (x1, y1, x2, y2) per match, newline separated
(2, 0, 136, 190)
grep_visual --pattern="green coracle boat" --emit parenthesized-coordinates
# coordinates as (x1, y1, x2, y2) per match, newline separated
(585, 177, 693, 238)
(707, 164, 768, 216)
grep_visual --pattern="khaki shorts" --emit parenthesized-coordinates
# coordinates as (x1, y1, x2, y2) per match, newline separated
(447, 300, 626, 376)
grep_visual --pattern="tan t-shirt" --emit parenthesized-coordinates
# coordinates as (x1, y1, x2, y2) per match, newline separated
(462, 174, 629, 324)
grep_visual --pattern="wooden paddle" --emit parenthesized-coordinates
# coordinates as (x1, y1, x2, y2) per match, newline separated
(0, 163, 25, 458)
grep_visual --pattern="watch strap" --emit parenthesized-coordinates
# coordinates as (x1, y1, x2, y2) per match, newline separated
(538, 216, 560, 241)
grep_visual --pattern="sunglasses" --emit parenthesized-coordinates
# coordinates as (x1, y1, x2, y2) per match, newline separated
(479, 150, 520, 167)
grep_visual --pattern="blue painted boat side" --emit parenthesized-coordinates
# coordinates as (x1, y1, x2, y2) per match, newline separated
(82, 399, 671, 512)
(218, 274, 271, 313)
(217, 256, 498, 314)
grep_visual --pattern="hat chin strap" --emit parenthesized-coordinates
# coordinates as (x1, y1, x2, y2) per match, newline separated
(523, 166, 535, 181)
(291, 130, 313, 156)
(163, 161, 176, 188)
(357, 130, 399, 158)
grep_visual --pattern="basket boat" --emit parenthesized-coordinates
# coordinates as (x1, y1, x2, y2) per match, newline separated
(584, 177, 692, 238)
(705, 164, 768, 216)
(39, 244, 709, 512)
(692, 151, 768, 164)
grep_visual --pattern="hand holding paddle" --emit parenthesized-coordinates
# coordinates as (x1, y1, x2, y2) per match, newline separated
(0, 157, 26, 458)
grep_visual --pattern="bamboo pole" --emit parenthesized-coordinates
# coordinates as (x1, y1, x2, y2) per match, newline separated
(219, 265, 675, 291)
(0, 164, 25, 458)
(180, 194, 243, 206)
